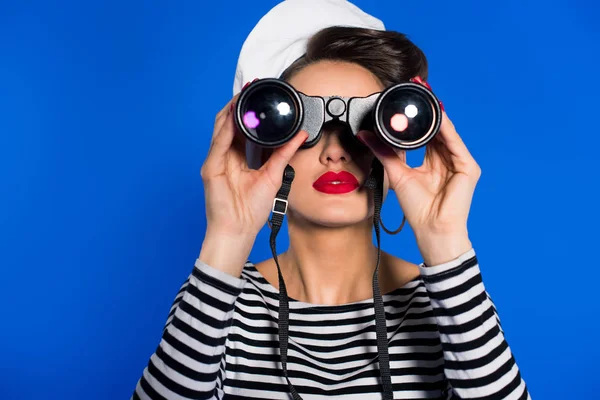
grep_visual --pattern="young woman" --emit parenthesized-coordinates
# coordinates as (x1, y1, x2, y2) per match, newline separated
(132, 24, 530, 400)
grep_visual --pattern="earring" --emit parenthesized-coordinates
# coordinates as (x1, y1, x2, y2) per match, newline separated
(379, 214, 406, 235)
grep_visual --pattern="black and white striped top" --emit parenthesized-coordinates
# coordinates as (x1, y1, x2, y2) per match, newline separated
(132, 248, 531, 399)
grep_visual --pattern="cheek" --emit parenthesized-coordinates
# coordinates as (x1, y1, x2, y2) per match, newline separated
(285, 152, 318, 202)
(355, 151, 375, 175)
(286, 146, 318, 172)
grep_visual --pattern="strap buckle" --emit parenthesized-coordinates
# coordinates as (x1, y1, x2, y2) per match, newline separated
(271, 198, 288, 215)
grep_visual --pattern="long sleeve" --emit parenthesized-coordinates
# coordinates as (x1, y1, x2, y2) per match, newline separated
(132, 259, 246, 400)
(419, 249, 531, 400)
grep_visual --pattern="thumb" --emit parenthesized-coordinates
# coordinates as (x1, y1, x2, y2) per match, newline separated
(260, 131, 309, 189)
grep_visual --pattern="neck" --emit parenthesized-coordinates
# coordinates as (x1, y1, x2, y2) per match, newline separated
(279, 213, 381, 306)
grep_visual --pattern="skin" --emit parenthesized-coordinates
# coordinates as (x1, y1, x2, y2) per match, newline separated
(254, 60, 419, 305)
(199, 60, 479, 306)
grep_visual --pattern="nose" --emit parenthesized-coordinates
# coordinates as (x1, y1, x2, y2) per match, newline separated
(318, 123, 353, 165)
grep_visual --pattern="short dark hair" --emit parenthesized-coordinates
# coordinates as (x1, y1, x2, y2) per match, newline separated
(279, 26, 429, 87)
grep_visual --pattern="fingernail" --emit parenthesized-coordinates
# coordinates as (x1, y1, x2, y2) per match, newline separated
(410, 76, 434, 91)
(301, 134, 309, 144)
(230, 102, 235, 112)
(252, 78, 259, 82)
(439, 100, 445, 112)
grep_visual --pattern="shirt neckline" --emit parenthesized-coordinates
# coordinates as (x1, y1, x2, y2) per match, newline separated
(243, 262, 422, 312)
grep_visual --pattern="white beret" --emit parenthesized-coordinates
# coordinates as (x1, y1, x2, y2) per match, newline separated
(233, 0, 385, 94)
(232, 0, 385, 168)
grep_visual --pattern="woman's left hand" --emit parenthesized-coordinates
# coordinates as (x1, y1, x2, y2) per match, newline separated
(357, 104, 480, 266)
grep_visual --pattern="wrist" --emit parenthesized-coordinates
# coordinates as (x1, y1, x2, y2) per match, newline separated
(415, 230, 473, 267)
(199, 230, 256, 278)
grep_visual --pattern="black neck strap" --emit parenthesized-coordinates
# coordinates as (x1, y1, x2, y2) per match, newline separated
(269, 160, 393, 400)
(364, 159, 394, 399)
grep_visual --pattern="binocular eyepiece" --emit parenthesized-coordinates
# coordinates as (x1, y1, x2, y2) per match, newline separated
(234, 78, 442, 151)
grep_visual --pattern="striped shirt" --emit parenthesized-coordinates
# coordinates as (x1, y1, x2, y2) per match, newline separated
(132, 248, 530, 399)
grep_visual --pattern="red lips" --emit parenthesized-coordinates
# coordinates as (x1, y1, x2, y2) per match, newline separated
(312, 171, 360, 194)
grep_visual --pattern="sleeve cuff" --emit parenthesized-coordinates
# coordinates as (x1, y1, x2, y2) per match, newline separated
(194, 258, 247, 293)
(418, 248, 476, 277)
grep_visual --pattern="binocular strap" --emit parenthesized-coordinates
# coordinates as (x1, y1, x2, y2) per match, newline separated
(269, 160, 393, 400)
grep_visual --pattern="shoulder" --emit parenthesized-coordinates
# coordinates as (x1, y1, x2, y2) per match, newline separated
(379, 250, 422, 294)
(239, 259, 279, 297)
(248, 257, 280, 289)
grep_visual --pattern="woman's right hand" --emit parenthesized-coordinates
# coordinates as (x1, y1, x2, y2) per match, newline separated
(200, 91, 308, 241)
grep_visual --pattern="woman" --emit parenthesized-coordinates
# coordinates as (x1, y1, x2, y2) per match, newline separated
(132, 7, 530, 400)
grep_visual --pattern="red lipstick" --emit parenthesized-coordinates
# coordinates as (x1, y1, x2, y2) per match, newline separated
(312, 171, 360, 194)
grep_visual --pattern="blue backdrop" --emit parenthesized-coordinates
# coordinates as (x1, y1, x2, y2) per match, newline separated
(1, 1, 598, 399)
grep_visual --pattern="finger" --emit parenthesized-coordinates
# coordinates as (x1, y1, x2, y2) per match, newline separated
(213, 93, 241, 140)
(213, 78, 259, 136)
(203, 108, 239, 176)
(423, 135, 453, 173)
(213, 79, 259, 141)
(207, 91, 243, 162)
(408, 77, 470, 171)
(356, 130, 412, 185)
(437, 113, 479, 175)
(260, 131, 309, 188)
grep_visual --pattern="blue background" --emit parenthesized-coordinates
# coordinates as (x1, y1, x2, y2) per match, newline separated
(1, 0, 598, 399)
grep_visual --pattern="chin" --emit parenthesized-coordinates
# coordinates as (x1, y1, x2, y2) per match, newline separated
(319, 220, 366, 229)
(300, 206, 369, 228)
(288, 190, 372, 228)
(311, 218, 366, 229)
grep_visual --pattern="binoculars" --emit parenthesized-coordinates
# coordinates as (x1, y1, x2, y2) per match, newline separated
(234, 78, 443, 153)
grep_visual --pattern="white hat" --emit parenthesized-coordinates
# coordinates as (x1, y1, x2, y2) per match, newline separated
(232, 0, 385, 169)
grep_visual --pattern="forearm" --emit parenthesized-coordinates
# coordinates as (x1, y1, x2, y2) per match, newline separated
(420, 249, 531, 399)
(133, 258, 246, 399)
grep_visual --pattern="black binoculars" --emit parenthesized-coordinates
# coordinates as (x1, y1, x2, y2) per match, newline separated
(234, 78, 442, 151)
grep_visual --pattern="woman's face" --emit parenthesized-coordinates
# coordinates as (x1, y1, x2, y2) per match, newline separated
(284, 60, 394, 228)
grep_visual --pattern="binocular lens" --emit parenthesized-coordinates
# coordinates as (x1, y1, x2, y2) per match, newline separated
(239, 82, 300, 146)
(378, 86, 437, 147)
